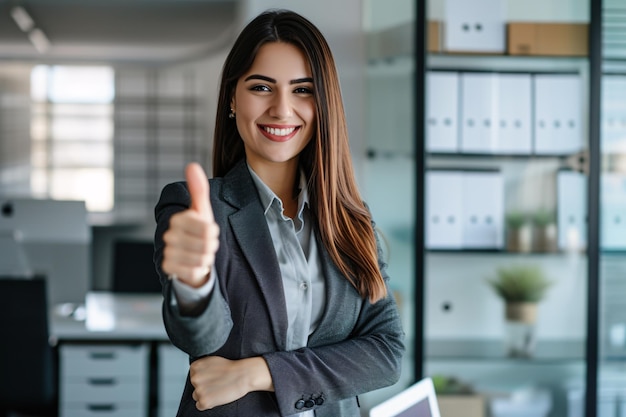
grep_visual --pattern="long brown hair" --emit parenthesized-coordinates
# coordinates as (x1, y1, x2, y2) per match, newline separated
(213, 9, 386, 303)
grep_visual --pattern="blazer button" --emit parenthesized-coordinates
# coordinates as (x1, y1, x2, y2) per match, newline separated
(295, 399, 305, 410)
(304, 399, 315, 408)
(315, 397, 324, 406)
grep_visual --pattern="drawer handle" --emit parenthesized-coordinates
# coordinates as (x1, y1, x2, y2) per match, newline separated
(87, 404, 116, 412)
(89, 352, 116, 360)
(88, 378, 116, 386)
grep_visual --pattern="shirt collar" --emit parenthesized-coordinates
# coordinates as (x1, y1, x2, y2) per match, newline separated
(247, 163, 309, 217)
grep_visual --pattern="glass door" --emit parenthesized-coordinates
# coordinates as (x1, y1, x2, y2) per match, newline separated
(598, 0, 626, 415)
(423, 0, 590, 416)
(359, 0, 420, 412)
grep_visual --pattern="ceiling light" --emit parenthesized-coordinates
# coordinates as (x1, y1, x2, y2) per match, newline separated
(28, 28, 50, 53)
(10, 6, 34, 33)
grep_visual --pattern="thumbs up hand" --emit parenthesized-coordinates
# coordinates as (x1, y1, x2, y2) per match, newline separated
(162, 162, 220, 288)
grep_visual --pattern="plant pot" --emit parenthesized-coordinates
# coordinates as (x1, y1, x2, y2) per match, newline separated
(533, 223, 558, 253)
(504, 302, 537, 358)
(506, 224, 532, 253)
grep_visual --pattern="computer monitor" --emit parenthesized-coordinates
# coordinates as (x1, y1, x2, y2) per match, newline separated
(369, 378, 441, 417)
(112, 239, 162, 293)
(0, 197, 90, 306)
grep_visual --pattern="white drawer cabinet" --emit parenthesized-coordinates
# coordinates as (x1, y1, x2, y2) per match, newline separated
(60, 344, 150, 417)
(158, 343, 189, 417)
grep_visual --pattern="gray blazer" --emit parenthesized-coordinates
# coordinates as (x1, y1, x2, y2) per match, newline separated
(154, 160, 405, 417)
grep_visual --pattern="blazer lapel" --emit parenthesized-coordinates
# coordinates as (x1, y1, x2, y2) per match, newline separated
(222, 161, 289, 351)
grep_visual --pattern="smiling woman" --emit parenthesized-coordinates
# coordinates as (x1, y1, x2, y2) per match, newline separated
(231, 42, 316, 208)
(153, 8, 405, 417)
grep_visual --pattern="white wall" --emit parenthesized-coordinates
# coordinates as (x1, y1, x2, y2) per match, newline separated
(364, 0, 415, 31)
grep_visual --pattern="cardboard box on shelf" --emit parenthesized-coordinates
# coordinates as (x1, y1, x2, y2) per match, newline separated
(428, 20, 442, 53)
(438, 394, 485, 417)
(507, 22, 588, 57)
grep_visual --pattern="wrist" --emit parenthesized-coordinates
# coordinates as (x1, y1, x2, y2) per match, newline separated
(245, 357, 274, 392)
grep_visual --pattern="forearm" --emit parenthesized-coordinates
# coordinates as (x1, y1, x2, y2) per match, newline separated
(162, 280, 233, 358)
(264, 299, 405, 415)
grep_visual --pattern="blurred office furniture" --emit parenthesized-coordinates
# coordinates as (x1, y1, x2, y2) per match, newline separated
(0, 198, 91, 307)
(112, 239, 161, 293)
(52, 292, 188, 417)
(60, 344, 150, 417)
(0, 230, 32, 277)
(0, 277, 57, 417)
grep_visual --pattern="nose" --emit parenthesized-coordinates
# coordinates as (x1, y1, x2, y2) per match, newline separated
(269, 91, 293, 119)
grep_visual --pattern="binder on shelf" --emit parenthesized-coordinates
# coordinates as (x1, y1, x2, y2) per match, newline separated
(426, 170, 503, 250)
(557, 170, 587, 251)
(496, 73, 532, 154)
(601, 75, 626, 154)
(462, 171, 504, 249)
(460, 73, 498, 154)
(534, 74, 584, 155)
(426, 171, 464, 249)
(601, 173, 626, 250)
(426, 71, 459, 153)
(443, 0, 506, 54)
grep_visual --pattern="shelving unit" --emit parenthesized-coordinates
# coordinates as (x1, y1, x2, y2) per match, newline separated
(418, 6, 592, 417)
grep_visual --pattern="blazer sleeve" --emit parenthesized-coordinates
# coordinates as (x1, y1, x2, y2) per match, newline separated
(262, 226, 406, 416)
(154, 181, 233, 358)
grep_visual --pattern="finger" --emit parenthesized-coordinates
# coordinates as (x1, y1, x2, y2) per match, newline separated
(186, 162, 214, 222)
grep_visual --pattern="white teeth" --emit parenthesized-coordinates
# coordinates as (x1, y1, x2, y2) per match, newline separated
(264, 126, 296, 136)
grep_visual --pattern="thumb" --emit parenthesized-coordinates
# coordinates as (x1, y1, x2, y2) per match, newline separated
(186, 162, 213, 221)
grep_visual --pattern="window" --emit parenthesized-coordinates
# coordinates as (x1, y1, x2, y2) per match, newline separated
(30, 65, 115, 212)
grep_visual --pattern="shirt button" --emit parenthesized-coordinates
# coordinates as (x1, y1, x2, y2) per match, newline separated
(295, 399, 305, 410)
(300, 282, 308, 290)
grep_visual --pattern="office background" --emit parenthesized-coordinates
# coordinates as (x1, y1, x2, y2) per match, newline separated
(1, 0, 625, 416)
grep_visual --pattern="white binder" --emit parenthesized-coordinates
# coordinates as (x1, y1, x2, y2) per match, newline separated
(601, 76, 626, 153)
(460, 73, 498, 153)
(496, 73, 532, 154)
(426, 171, 464, 249)
(462, 171, 504, 248)
(444, 0, 506, 53)
(426, 71, 459, 153)
(426, 170, 503, 249)
(534, 74, 584, 155)
(557, 170, 587, 251)
(601, 173, 626, 250)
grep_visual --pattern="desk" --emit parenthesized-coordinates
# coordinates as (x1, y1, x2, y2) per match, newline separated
(51, 292, 188, 417)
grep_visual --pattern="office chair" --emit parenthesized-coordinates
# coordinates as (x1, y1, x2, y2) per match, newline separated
(112, 239, 162, 293)
(0, 277, 57, 417)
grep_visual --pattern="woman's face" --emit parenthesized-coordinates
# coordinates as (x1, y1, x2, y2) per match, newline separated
(231, 41, 316, 173)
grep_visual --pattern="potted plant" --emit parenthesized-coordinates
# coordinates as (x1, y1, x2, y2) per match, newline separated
(532, 209, 557, 253)
(432, 375, 485, 417)
(505, 211, 532, 253)
(487, 264, 553, 357)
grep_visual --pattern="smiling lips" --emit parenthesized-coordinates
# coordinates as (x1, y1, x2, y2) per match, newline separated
(259, 124, 300, 142)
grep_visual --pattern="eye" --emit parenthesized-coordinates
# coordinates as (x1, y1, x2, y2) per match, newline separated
(249, 84, 271, 92)
(293, 86, 313, 95)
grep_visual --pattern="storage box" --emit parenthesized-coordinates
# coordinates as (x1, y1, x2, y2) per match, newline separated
(428, 20, 442, 53)
(507, 22, 588, 56)
(444, 0, 507, 54)
(438, 394, 485, 417)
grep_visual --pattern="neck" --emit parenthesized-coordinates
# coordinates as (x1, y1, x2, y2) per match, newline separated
(248, 158, 299, 206)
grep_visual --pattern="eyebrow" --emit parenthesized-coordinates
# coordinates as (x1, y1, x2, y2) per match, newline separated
(244, 74, 314, 84)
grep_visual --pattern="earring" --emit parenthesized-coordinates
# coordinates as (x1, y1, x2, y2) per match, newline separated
(228, 108, 235, 119)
